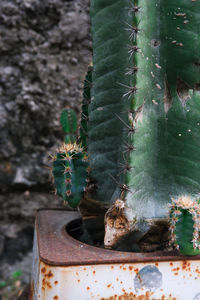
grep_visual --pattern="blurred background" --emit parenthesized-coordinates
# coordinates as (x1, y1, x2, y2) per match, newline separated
(0, 0, 91, 298)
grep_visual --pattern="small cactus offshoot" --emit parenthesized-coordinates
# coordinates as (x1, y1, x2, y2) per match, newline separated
(52, 142, 88, 208)
(169, 196, 200, 256)
(51, 106, 89, 208)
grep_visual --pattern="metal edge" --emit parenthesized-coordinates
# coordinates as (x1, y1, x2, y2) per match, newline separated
(36, 209, 200, 266)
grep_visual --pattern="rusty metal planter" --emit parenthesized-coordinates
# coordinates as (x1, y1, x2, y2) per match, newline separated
(31, 209, 200, 300)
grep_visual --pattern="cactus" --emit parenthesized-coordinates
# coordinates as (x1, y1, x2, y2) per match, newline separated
(52, 143, 88, 208)
(51, 107, 88, 208)
(85, 0, 200, 249)
(169, 196, 200, 256)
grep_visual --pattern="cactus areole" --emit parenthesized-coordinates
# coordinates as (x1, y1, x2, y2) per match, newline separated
(52, 0, 200, 254)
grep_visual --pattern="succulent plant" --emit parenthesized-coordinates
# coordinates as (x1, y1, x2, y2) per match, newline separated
(169, 196, 200, 256)
(51, 0, 200, 252)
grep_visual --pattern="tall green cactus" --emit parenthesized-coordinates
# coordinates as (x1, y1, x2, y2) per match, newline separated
(85, 0, 200, 249)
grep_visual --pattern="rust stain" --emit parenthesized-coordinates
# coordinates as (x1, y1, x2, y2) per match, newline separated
(134, 268, 139, 273)
(169, 262, 173, 266)
(54, 281, 58, 285)
(195, 267, 200, 275)
(77, 279, 80, 283)
(123, 267, 127, 271)
(116, 278, 119, 281)
(155, 262, 158, 266)
(107, 284, 112, 288)
(129, 266, 133, 271)
(172, 267, 180, 272)
(47, 282, 52, 289)
(181, 261, 191, 272)
(100, 291, 177, 300)
(87, 286, 90, 290)
(93, 270, 96, 275)
(42, 276, 52, 289)
(53, 296, 58, 300)
(111, 266, 114, 269)
(41, 267, 46, 274)
(45, 270, 54, 278)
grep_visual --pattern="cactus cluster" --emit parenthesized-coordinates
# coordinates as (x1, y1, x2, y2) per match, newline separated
(169, 196, 200, 256)
(50, 0, 200, 254)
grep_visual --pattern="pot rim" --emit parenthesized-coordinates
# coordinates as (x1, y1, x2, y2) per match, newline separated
(36, 209, 200, 266)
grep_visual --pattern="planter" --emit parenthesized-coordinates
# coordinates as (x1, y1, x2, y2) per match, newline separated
(30, 209, 200, 300)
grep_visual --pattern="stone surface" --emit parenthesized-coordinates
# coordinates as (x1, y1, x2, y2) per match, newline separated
(0, 0, 92, 192)
(0, 0, 91, 298)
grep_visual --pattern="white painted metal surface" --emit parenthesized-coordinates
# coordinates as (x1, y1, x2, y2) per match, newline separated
(31, 233, 200, 300)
